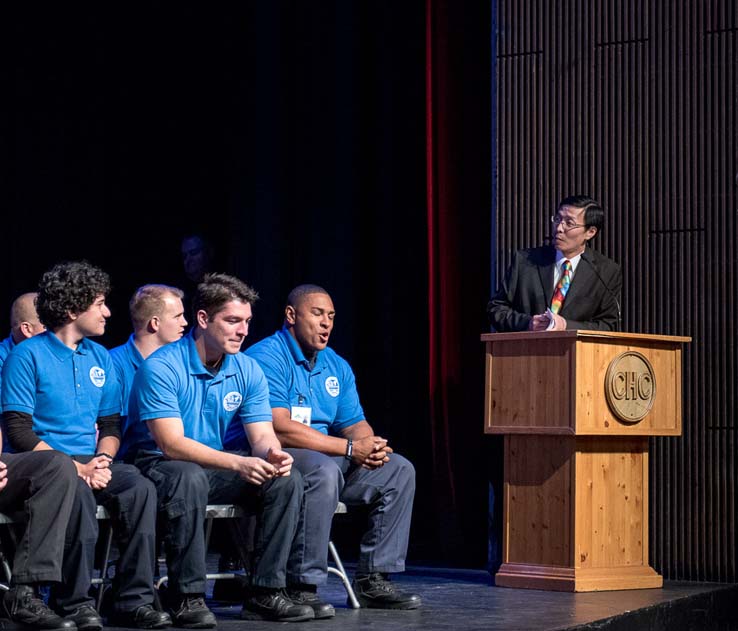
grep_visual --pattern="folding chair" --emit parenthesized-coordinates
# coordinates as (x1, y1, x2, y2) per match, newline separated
(155, 504, 249, 590)
(0, 505, 113, 610)
(153, 502, 360, 609)
(0, 512, 17, 591)
(330, 501, 360, 609)
(92, 505, 115, 610)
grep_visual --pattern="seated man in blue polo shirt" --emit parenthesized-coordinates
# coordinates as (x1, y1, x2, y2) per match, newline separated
(1, 261, 170, 630)
(0, 292, 46, 368)
(224, 284, 421, 610)
(124, 273, 315, 624)
(0, 292, 45, 454)
(109, 284, 189, 462)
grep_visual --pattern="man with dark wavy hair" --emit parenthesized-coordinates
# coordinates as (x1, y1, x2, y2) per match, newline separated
(1, 261, 169, 630)
(124, 273, 314, 624)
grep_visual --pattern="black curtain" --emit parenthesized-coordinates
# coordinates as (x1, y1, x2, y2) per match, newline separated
(4, 2, 491, 568)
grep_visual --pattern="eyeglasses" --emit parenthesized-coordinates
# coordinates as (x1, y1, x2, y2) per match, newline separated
(550, 215, 586, 231)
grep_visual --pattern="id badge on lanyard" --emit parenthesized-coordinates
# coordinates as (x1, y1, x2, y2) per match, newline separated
(291, 406, 312, 426)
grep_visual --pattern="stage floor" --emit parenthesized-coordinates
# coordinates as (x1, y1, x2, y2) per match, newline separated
(203, 566, 737, 631)
(3, 564, 736, 630)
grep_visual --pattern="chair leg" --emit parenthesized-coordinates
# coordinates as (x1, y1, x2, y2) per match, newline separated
(0, 552, 11, 591)
(328, 540, 360, 609)
(95, 521, 115, 611)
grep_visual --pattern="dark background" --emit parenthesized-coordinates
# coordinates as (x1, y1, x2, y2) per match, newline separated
(3, 2, 494, 569)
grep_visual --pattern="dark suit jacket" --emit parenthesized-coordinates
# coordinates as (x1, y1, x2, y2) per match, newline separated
(487, 246, 622, 332)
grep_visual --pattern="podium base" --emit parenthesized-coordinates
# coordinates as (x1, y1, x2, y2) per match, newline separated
(495, 563, 663, 592)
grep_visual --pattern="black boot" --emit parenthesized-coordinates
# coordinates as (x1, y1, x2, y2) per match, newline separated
(3, 585, 76, 630)
(352, 573, 422, 610)
(168, 594, 216, 629)
(241, 587, 314, 622)
(285, 583, 335, 619)
(64, 604, 103, 631)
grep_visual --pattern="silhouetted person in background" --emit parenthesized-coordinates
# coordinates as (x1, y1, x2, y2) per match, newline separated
(181, 234, 215, 287)
(178, 234, 217, 331)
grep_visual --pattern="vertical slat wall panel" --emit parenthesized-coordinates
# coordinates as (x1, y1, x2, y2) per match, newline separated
(494, 0, 737, 581)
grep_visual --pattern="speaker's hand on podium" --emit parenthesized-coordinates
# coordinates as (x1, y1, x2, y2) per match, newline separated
(529, 312, 552, 331)
(550, 313, 567, 331)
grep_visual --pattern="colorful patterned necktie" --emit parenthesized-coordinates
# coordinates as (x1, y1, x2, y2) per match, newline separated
(550, 259, 572, 314)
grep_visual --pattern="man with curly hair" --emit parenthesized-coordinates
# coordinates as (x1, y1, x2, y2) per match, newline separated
(1, 261, 170, 630)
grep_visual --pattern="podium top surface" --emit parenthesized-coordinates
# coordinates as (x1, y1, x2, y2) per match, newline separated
(480, 330, 692, 344)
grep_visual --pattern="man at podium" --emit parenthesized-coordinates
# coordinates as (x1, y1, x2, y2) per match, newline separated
(487, 195, 622, 332)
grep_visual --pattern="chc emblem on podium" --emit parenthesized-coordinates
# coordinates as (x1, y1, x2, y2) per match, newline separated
(605, 351, 656, 423)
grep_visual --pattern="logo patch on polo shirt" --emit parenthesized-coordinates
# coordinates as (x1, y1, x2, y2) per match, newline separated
(223, 391, 243, 411)
(89, 366, 106, 387)
(325, 376, 340, 397)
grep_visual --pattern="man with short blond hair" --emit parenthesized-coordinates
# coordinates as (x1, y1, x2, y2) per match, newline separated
(110, 284, 188, 461)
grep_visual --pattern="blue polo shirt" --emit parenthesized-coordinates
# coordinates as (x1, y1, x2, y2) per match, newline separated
(223, 327, 364, 449)
(125, 330, 273, 456)
(1, 331, 121, 455)
(0, 335, 16, 413)
(109, 334, 144, 459)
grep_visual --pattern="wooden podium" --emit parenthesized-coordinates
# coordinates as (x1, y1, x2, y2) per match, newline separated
(482, 330, 691, 592)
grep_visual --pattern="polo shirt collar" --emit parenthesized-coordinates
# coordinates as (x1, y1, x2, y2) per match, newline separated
(44, 330, 91, 361)
(278, 326, 322, 370)
(183, 330, 237, 378)
(125, 334, 144, 369)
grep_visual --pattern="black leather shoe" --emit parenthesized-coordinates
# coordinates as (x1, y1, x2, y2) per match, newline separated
(285, 585, 335, 619)
(241, 588, 314, 622)
(108, 604, 172, 628)
(65, 604, 104, 631)
(168, 595, 216, 629)
(2, 585, 76, 630)
(352, 573, 422, 610)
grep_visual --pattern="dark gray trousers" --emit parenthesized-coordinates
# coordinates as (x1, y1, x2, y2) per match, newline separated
(50, 460, 158, 615)
(134, 451, 304, 595)
(286, 448, 416, 585)
(0, 450, 77, 584)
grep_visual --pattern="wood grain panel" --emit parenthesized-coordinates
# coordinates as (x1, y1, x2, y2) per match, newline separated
(504, 435, 572, 567)
(486, 338, 575, 432)
(575, 437, 648, 569)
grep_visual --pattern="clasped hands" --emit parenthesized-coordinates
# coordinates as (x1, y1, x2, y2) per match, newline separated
(236, 448, 293, 485)
(352, 435, 393, 470)
(75, 455, 113, 490)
